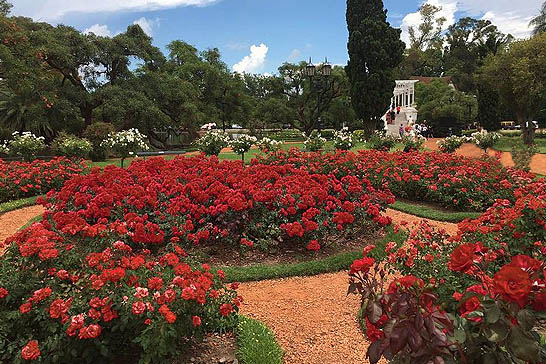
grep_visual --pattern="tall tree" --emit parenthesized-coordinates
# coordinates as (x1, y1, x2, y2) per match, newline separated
(346, 0, 404, 135)
(481, 33, 546, 144)
(408, 4, 446, 51)
(476, 83, 501, 131)
(530, 1, 546, 35)
(0, 0, 11, 16)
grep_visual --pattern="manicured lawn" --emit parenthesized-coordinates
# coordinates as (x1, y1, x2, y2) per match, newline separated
(494, 136, 546, 153)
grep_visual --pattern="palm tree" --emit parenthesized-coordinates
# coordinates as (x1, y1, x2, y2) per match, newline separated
(530, 1, 546, 35)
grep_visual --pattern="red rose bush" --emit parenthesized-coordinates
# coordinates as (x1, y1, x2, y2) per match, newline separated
(0, 157, 86, 203)
(350, 178, 546, 363)
(0, 154, 392, 363)
(257, 149, 535, 211)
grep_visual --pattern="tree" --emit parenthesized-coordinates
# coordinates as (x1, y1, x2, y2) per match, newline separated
(271, 62, 345, 133)
(408, 4, 446, 51)
(0, 0, 11, 16)
(530, 1, 546, 35)
(481, 33, 546, 144)
(346, 0, 405, 135)
(476, 84, 501, 131)
(415, 80, 477, 136)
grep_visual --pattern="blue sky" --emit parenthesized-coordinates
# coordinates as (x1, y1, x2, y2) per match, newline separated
(11, 0, 543, 74)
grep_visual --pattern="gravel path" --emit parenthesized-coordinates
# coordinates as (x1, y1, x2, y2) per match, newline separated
(424, 139, 546, 175)
(0, 205, 44, 245)
(239, 209, 457, 364)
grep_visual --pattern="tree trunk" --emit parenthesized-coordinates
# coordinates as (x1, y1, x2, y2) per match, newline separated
(80, 104, 94, 126)
(517, 114, 536, 145)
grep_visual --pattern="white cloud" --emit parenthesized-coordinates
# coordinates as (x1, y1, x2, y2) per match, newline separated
(287, 49, 302, 62)
(233, 43, 269, 74)
(12, 0, 219, 21)
(400, 0, 542, 46)
(83, 24, 112, 37)
(133, 17, 159, 36)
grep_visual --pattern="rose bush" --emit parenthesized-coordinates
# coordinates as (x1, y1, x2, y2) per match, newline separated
(0, 157, 86, 203)
(256, 149, 535, 211)
(350, 177, 546, 364)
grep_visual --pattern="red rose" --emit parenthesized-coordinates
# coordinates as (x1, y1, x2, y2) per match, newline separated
(20, 302, 32, 314)
(0, 287, 8, 299)
(509, 255, 541, 272)
(387, 275, 424, 294)
(460, 296, 481, 317)
(365, 318, 384, 342)
(220, 303, 233, 317)
(306, 240, 321, 252)
(448, 243, 477, 273)
(192, 315, 202, 327)
(21, 340, 40, 360)
(132, 301, 146, 315)
(494, 265, 532, 307)
(349, 257, 375, 274)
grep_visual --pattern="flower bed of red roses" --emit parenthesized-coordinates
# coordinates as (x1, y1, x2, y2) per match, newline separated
(0, 157, 86, 203)
(0, 155, 393, 363)
(256, 149, 535, 211)
(350, 178, 546, 363)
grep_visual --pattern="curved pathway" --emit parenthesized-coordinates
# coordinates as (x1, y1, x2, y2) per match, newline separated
(239, 210, 457, 364)
(424, 139, 546, 175)
(0, 205, 44, 244)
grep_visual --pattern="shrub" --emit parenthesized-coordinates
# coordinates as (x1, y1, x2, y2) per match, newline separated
(333, 127, 354, 151)
(256, 149, 535, 211)
(511, 142, 537, 171)
(0, 222, 240, 363)
(195, 128, 230, 156)
(256, 137, 282, 153)
(0, 158, 86, 203)
(368, 131, 396, 151)
(401, 133, 425, 152)
(83, 123, 116, 162)
(350, 178, 546, 364)
(0, 140, 8, 155)
(100, 129, 149, 166)
(471, 129, 501, 152)
(52, 133, 93, 159)
(229, 134, 257, 161)
(303, 131, 326, 152)
(437, 135, 467, 153)
(7, 132, 46, 161)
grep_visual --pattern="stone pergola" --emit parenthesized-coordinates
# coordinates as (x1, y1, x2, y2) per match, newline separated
(391, 80, 418, 109)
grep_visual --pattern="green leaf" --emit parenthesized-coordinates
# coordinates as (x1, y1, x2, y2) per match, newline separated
(485, 303, 501, 324)
(517, 309, 534, 332)
(453, 329, 466, 344)
(507, 327, 540, 362)
(483, 321, 509, 343)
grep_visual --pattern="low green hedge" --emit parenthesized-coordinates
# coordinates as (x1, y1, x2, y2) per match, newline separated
(390, 200, 481, 223)
(0, 195, 42, 215)
(237, 317, 283, 364)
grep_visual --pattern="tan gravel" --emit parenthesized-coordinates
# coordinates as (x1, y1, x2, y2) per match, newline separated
(0, 205, 45, 245)
(425, 138, 546, 175)
(239, 209, 457, 364)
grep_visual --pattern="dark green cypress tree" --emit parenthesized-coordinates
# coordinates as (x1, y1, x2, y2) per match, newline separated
(346, 0, 405, 134)
(477, 84, 501, 131)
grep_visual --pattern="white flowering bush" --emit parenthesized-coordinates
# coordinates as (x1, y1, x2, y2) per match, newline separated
(471, 129, 501, 152)
(256, 137, 282, 153)
(201, 123, 218, 131)
(7, 132, 46, 161)
(436, 135, 467, 153)
(368, 130, 397, 151)
(0, 140, 9, 155)
(100, 128, 149, 162)
(333, 127, 354, 150)
(303, 131, 327, 152)
(230, 134, 257, 161)
(196, 129, 230, 156)
(53, 134, 93, 159)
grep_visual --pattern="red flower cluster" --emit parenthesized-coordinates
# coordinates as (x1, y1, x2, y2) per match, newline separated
(0, 157, 85, 203)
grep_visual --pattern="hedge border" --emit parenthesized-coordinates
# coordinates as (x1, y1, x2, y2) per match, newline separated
(236, 316, 284, 364)
(221, 226, 406, 283)
(0, 195, 43, 215)
(390, 200, 481, 223)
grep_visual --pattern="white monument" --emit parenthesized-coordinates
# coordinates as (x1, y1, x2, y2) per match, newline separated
(383, 80, 419, 136)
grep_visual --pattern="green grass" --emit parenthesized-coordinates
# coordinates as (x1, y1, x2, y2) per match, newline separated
(221, 226, 406, 283)
(18, 215, 43, 231)
(493, 136, 546, 154)
(0, 195, 43, 215)
(390, 200, 481, 223)
(236, 316, 283, 364)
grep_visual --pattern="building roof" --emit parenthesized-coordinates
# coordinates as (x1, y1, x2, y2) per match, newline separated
(409, 76, 453, 85)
